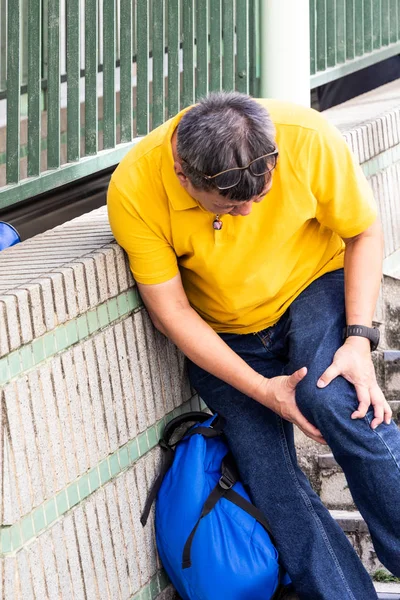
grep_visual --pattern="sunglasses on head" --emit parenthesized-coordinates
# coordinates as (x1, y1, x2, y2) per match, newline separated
(182, 149, 279, 190)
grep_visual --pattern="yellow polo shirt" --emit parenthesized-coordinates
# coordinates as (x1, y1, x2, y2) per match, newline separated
(107, 100, 377, 334)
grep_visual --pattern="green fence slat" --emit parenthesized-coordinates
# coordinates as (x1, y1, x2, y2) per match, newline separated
(310, 0, 317, 74)
(167, 0, 180, 117)
(67, 0, 80, 162)
(182, 0, 194, 108)
(85, 0, 98, 155)
(236, 0, 248, 93)
(27, 0, 41, 177)
(120, 0, 133, 140)
(222, 0, 235, 89)
(196, 0, 208, 99)
(336, 0, 346, 62)
(137, 0, 149, 134)
(42, 0, 48, 90)
(355, 0, 365, 55)
(132, 0, 137, 63)
(346, 0, 355, 60)
(0, 0, 6, 92)
(152, 0, 165, 128)
(389, 0, 398, 41)
(249, 0, 260, 97)
(382, 0, 390, 43)
(21, 0, 28, 88)
(398, 0, 400, 38)
(364, 0, 373, 51)
(103, 0, 116, 148)
(47, 0, 60, 169)
(373, 0, 382, 49)
(6, 0, 20, 183)
(210, 0, 221, 91)
(326, 0, 336, 67)
(316, 0, 327, 71)
(355, 0, 364, 55)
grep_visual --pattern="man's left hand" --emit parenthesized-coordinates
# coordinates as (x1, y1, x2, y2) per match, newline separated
(316, 337, 392, 429)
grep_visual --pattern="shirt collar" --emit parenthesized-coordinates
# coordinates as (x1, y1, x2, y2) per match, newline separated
(161, 107, 199, 211)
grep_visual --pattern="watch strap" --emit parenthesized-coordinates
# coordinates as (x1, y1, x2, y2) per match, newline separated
(343, 325, 380, 351)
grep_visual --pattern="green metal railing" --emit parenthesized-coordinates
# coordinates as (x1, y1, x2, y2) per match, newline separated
(311, 0, 400, 87)
(0, 0, 260, 209)
(2, 1, 400, 210)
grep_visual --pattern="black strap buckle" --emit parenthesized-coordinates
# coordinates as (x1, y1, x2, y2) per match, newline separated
(218, 472, 235, 490)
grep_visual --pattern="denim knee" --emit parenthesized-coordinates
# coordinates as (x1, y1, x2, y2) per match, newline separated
(296, 371, 358, 431)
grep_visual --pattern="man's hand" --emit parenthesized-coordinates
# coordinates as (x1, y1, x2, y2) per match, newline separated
(257, 368, 327, 445)
(317, 337, 392, 429)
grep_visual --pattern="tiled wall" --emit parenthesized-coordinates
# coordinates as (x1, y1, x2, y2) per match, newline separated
(0, 208, 199, 598)
(1, 81, 400, 599)
(325, 79, 400, 279)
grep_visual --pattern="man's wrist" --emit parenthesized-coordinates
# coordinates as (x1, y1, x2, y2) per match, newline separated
(344, 335, 371, 352)
(251, 373, 270, 403)
(343, 323, 380, 352)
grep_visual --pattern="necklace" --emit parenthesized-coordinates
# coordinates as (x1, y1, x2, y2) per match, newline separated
(213, 214, 223, 230)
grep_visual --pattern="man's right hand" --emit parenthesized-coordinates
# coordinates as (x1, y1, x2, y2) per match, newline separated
(256, 368, 327, 445)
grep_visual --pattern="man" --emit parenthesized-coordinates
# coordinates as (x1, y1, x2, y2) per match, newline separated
(108, 92, 400, 599)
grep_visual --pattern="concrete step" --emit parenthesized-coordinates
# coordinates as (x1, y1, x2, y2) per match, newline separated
(375, 582, 400, 598)
(331, 510, 387, 575)
(316, 402, 399, 511)
(278, 584, 400, 599)
(384, 353, 400, 402)
(319, 453, 355, 510)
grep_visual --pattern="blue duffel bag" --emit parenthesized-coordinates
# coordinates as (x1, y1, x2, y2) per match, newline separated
(0, 221, 20, 251)
(141, 411, 290, 600)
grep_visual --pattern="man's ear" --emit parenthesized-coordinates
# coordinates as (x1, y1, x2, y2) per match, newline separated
(174, 161, 189, 187)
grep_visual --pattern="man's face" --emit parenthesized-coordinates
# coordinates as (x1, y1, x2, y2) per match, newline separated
(174, 162, 273, 217)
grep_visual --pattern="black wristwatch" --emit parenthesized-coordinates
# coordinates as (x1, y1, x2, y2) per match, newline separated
(343, 325, 380, 351)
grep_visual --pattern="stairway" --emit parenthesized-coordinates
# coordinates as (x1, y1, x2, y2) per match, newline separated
(305, 274, 400, 583)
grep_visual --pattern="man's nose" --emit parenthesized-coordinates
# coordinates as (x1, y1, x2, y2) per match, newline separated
(235, 201, 253, 216)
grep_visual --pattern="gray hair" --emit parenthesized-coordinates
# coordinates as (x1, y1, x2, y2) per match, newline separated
(176, 91, 276, 201)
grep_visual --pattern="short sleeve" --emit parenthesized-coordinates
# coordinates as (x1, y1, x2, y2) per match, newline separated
(107, 179, 179, 284)
(310, 118, 377, 238)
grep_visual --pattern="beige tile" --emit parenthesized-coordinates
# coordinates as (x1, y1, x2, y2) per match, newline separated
(39, 364, 68, 492)
(72, 345, 99, 468)
(114, 321, 138, 440)
(73, 507, 101, 600)
(52, 357, 79, 482)
(63, 514, 86, 600)
(16, 377, 46, 507)
(93, 334, 118, 452)
(105, 484, 132, 598)
(85, 499, 112, 599)
(94, 490, 122, 598)
(38, 531, 61, 599)
(4, 382, 33, 516)
(61, 352, 89, 474)
(104, 327, 129, 446)
(16, 551, 35, 600)
(51, 522, 75, 599)
(82, 338, 110, 460)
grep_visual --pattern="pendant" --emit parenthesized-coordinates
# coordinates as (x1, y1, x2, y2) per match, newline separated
(213, 215, 223, 230)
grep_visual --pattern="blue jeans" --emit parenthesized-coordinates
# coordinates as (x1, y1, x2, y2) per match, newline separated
(187, 270, 400, 600)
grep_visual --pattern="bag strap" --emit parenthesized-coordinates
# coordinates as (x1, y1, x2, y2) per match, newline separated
(162, 412, 214, 446)
(140, 443, 175, 526)
(182, 477, 232, 568)
(141, 412, 222, 526)
(182, 452, 286, 597)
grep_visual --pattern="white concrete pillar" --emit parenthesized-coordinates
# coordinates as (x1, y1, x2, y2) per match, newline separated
(260, 0, 311, 107)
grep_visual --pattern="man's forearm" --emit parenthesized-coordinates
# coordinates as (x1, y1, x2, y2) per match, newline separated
(155, 306, 266, 402)
(343, 219, 383, 328)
